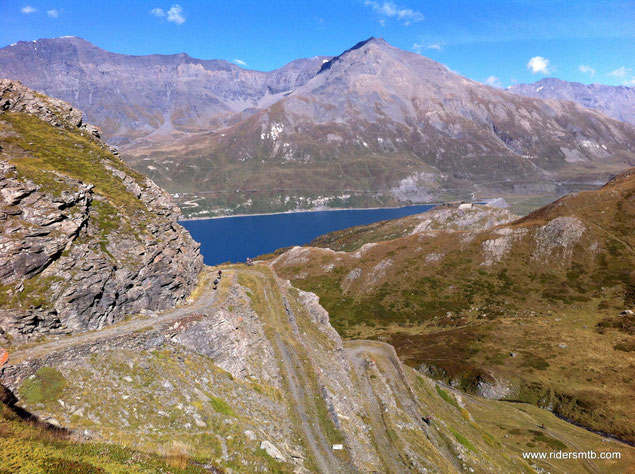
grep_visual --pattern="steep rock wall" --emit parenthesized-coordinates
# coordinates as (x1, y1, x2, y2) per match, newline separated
(0, 80, 203, 341)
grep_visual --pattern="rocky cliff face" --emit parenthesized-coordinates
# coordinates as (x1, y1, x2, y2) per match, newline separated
(0, 80, 202, 341)
(509, 78, 635, 124)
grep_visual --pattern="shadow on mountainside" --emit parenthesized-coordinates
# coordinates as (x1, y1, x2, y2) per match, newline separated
(0, 381, 70, 438)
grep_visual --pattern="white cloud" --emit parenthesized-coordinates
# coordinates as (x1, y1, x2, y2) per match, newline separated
(484, 76, 502, 88)
(364, 1, 424, 25)
(233, 59, 247, 66)
(47, 9, 60, 18)
(151, 5, 185, 24)
(608, 66, 629, 79)
(578, 64, 595, 76)
(527, 56, 551, 74)
(608, 67, 635, 85)
(21, 5, 37, 14)
(412, 41, 442, 53)
(167, 4, 185, 24)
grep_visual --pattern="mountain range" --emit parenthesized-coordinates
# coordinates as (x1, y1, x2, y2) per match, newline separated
(509, 77, 635, 125)
(1, 37, 634, 217)
(0, 36, 329, 145)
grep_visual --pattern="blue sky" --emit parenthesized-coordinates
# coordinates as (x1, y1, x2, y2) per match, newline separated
(1, 0, 634, 87)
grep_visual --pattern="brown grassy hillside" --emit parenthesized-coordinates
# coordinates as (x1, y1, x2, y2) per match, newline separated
(272, 169, 635, 442)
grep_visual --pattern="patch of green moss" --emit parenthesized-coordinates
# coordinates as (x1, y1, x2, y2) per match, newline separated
(19, 367, 66, 405)
(436, 385, 460, 409)
(207, 395, 235, 417)
(481, 430, 501, 448)
(41, 457, 105, 473)
(448, 426, 475, 452)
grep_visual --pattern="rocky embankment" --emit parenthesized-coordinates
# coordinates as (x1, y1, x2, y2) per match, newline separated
(0, 80, 202, 342)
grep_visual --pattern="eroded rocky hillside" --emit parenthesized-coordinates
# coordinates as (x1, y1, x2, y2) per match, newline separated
(0, 80, 202, 342)
(272, 171, 635, 443)
(3, 265, 633, 472)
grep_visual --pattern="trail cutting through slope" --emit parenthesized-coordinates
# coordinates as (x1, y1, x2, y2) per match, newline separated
(239, 267, 349, 473)
(4, 272, 218, 366)
(345, 340, 462, 473)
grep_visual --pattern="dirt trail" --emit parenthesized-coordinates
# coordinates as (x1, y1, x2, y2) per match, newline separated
(239, 267, 348, 473)
(345, 342, 408, 473)
(274, 335, 345, 473)
(345, 340, 462, 473)
(5, 273, 218, 366)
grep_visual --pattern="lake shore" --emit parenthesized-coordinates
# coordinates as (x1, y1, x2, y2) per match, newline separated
(178, 202, 448, 222)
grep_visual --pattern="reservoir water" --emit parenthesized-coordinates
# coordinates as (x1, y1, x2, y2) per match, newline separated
(181, 204, 436, 266)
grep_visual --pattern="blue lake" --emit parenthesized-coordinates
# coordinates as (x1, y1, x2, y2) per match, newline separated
(180, 205, 436, 266)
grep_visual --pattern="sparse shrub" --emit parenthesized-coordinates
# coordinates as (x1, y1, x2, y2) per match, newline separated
(164, 441, 189, 469)
(42, 457, 104, 473)
(521, 353, 550, 370)
(614, 341, 635, 352)
(529, 430, 567, 450)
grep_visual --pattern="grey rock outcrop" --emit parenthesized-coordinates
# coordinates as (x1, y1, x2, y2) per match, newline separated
(260, 441, 286, 462)
(0, 80, 203, 340)
(0, 78, 99, 136)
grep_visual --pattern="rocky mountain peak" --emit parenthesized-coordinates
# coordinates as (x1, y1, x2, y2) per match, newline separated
(344, 36, 390, 52)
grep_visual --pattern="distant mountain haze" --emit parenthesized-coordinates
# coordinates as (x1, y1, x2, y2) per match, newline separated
(509, 78, 635, 124)
(1, 36, 633, 217)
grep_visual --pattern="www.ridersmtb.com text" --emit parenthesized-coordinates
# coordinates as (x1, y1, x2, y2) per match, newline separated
(522, 451, 621, 460)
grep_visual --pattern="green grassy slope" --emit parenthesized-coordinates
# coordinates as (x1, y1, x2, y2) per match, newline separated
(0, 386, 211, 473)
